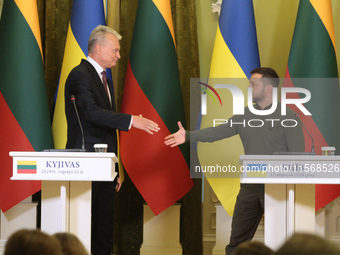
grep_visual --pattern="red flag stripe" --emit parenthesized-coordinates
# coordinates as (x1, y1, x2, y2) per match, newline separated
(120, 61, 193, 215)
(0, 92, 40, 212)
(284, 68, 328, 155)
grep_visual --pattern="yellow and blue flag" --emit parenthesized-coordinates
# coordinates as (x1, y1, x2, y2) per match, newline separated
(199, 0, 260, 215)
(52, 0, 110, 149)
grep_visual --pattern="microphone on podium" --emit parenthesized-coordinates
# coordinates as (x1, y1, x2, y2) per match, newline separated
(71, 95, 86, 151)
(43, 96, 86, 152)
(295, 113, 315, 154)
(273, 113, 316, 155)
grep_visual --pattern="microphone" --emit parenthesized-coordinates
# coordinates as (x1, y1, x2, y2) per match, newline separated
(71, 95, 86, 151)
(43, 96, 86, 152)
(295, 113, 315, 153)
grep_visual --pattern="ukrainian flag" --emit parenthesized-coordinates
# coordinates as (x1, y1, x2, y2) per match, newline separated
(52, 0, 109, 149)
(199, 0, 260, 215)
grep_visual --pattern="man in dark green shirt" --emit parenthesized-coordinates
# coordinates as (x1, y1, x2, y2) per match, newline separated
(165, 67, 305, 254)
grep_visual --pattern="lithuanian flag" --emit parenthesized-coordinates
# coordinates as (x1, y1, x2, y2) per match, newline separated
(284, 0, 340, 210)
(0, 0, 53, 212)
(17, 161, 37, 174)
(120, 0, 193, 215)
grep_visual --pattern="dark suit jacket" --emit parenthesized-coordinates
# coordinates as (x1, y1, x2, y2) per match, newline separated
(65, 59, 131, 153)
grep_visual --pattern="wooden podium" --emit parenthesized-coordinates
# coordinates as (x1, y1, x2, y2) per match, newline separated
(10, 151, 118, 253)
(240, 155, 340, 250)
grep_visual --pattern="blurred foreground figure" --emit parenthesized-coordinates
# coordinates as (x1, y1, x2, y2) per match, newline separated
(4, 229, 62, 255)
(54, 232, 88, 255)
(276, 233, 340, 255)
(233, 241, 274, 255)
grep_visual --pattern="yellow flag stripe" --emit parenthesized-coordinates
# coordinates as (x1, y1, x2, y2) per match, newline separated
(200, 26, 250, 215)
(309, 0, 336, 50)
(18, 161, 37, 165)
(14, 0, 43, 58)
(210, 26, 248, 79)
(52, 24, 86, 149)
(152, 0, 176, 47)
(207, 178, 240, 214)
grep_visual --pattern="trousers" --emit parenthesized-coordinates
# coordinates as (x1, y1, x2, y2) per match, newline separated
(91, 180, 117, 255)
(225, 186, 264, 255)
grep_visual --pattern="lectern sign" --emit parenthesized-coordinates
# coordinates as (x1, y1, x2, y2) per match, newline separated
(10, 151, 118, 181)
(240, 155, 340, 184)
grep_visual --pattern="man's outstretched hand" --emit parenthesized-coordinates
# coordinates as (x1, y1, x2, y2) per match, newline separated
(132, 115, 160, 134)
(164, 121, 186, 147)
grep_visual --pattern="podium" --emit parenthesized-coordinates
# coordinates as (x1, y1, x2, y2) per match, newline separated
(10, 151, 118, 253)
(240, 155, 340, 250)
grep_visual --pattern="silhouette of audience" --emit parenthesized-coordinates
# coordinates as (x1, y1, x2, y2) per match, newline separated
(4, 229, 62, 255)
(6, 229, 340, 255)
(276, 233, 340, 255)
(233, 240, 274, 255)
(53, 232, 89, 255)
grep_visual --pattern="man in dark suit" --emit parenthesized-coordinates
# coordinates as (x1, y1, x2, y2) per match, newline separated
(65, 25, 159, 255)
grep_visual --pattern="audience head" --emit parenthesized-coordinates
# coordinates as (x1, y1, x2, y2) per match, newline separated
(233, 241, 274, 255)
(276, 233, 340, 255)
(4, 229, 62, 255)
(53, 232, 88, 255)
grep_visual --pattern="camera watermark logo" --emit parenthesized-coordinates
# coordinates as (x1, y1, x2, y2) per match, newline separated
(199, 83, 311, 116)
(197, 82, 222, 113)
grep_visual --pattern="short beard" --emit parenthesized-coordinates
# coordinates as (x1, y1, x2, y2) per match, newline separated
(253, 95, 264, 104)
(252, 92, 265, 104)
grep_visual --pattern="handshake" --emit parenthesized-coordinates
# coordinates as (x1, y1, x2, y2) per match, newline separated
(133, 116, 185, 147)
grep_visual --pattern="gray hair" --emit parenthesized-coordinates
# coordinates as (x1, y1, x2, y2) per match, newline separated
(88, 25, 122, 54)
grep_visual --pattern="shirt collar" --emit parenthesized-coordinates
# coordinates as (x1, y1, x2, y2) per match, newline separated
(87, 56, 105, 76)
(254, 103, 274, 110)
